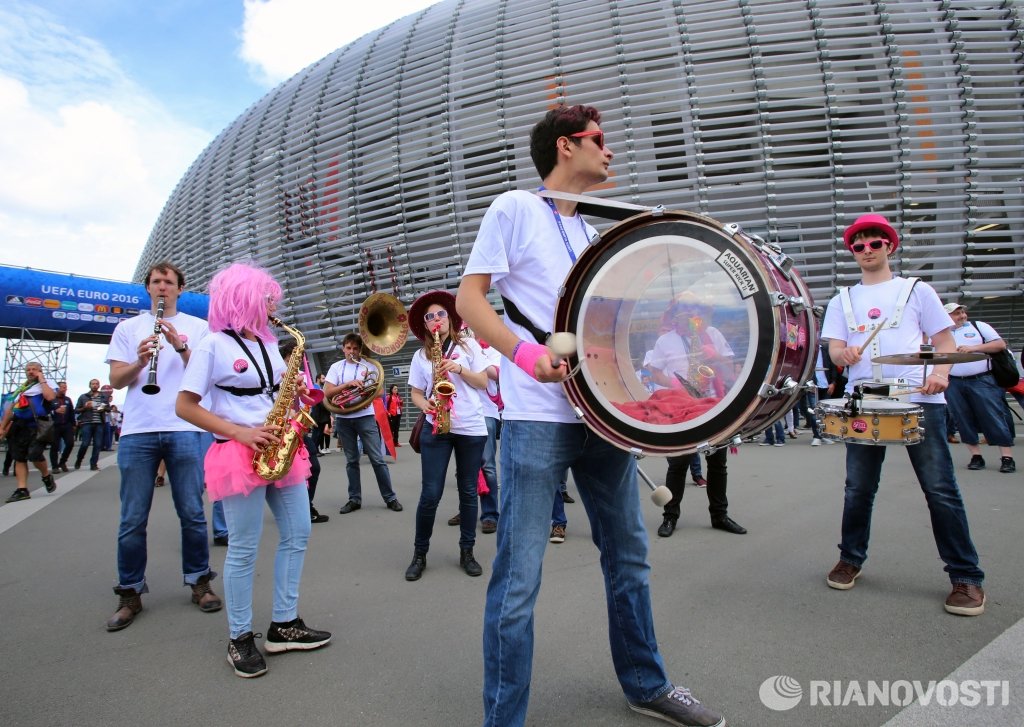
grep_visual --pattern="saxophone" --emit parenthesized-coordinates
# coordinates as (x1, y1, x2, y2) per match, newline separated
(685, 316, 716, 397)
(252, 317, 318, 481)
(430, 323, 457, 434)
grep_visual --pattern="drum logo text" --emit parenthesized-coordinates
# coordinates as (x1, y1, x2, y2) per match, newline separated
(716, 251, 759, 298)
(851, 419, 868, 433)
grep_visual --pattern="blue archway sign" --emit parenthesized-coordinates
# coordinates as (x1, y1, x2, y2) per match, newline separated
(0, 264, 209, 344)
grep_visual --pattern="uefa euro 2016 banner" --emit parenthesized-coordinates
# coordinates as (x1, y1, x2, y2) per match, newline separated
(0, 264, 209, 343)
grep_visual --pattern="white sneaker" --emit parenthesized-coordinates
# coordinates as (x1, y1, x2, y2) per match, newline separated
(811, 438, 822, 446)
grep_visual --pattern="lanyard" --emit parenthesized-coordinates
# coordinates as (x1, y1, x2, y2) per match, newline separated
(225, 330, 275, 397)
(341, 359, 368, 383)
(538, 187, 587, 264)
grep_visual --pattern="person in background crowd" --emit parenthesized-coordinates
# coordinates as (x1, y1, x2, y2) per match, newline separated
(385, 384, 403, 448)
(1, 361, 58, 502)
(74, 378, 108, 471)
(48, 380, 76, 473)
(943, 302, 1016, 474)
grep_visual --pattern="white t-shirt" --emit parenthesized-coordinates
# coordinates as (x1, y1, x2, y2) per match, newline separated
(463, 190, 595, 423)
(475, 343, 502, 420)
(179, 331, 285, 428)
(408, 337, 488, 436)
(648, 327, 733, 396)
(821, 277, 953, 404)
(107, 311, 208, 436)
(324, 357, 378, 420)
(949, 320, 1001, 378)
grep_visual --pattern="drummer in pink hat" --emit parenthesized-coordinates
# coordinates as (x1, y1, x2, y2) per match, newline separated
(820, 213, 987, 616)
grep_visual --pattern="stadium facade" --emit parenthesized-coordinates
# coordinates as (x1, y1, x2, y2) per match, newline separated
(136, 0, 1024, 381)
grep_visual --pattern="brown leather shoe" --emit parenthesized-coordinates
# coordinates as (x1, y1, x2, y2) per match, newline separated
(190, 573, 223, 613)
(826, 561, 861, 590)
(106, 588, 142, 631)
(944, 583, 985, 616)
(447, 513, 461, 526)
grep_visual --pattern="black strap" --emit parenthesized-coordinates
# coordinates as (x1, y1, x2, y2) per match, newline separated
(215, 383, 281, 397)
(224, 329, 276, 396)
(500, 296, 548, 344)
(968, 321, 994, 374)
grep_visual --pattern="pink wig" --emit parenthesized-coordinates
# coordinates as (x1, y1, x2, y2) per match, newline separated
(207, 262, 281, 341)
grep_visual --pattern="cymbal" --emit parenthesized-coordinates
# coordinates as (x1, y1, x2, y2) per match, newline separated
(872, 352, 987, 365)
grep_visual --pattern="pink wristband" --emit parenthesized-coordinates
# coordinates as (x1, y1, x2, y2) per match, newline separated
(513, 341, 548, 381)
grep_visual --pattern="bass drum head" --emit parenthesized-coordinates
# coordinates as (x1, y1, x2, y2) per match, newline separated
(554, 210, 812, 456)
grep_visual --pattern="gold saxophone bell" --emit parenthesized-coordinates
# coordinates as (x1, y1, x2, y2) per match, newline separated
(323, 293, 409, 415)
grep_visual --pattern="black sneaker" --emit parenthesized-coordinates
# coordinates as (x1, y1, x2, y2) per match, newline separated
(628, 685, 725, 727)
(265, 618, 332, 653)
(227, 632, 267, 678)
(999, 457, 1016, 474)
(405, 551, 427, 581)
(43, 474, 57, 494)
(310, 506, 329, 523)
(967, 455, 985, 470)
(460, 548, 483, 577)
(386, 499, 403, 512)
(338, 500, 361, 514)
(560, 490, 575, 504)
(5, 488, 30, 503)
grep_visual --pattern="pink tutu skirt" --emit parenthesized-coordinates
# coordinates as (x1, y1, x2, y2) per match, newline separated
(204, 439, 312, 501)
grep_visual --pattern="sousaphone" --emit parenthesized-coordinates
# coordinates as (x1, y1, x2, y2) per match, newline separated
(324, 292, 409, 414)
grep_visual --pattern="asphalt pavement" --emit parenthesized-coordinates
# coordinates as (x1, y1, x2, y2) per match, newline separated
(1, 427, 1021, 727)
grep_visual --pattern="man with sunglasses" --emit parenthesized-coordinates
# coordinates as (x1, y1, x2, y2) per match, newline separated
(821, 213, 986, 617)
(458, 105, 725, 727)
(323, 333, 402, 514)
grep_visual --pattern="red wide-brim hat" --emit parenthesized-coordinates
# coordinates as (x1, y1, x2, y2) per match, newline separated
(408, 290, 461, 341)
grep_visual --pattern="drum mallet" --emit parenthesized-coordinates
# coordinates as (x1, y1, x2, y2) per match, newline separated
(636, 465, 673, 507)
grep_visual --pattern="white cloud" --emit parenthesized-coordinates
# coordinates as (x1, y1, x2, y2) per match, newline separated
(0, 3, 210, 404)
(0, 4, 210, 279)
(239, 0, 438, 86)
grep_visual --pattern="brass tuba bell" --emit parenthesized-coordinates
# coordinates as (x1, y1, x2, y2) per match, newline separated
(323, 293, 409, 415)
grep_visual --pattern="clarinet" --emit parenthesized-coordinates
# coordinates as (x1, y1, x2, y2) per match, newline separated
(141, 296, 165, 395)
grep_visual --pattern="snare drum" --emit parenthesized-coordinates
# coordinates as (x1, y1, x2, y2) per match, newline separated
(553, 208, 817, 456)
(816, 398, 923, 445)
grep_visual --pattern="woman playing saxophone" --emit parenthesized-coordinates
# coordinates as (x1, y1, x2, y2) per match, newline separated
(404, 290, 490, 582)
(175, 262, 330, 679)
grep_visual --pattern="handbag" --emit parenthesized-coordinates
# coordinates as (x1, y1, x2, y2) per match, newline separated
(35, 416, 55, 444)
(970, 322, 1020, 388)
(989, 348, 1020, 388)
(408, 412, 427, 453)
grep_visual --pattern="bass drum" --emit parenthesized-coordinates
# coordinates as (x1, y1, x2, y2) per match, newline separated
(553, 209, 817, 457)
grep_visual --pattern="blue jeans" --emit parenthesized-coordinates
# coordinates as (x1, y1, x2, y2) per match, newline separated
(337, 415, 396, 503)
(115, 431, 210, 591)
(763, 421, 785, 445)
(416, 427, 486, 551)
(221, 483, 311, 639)
(839, 404, 984, 585)
(551, 468, 569, 527)
(483, 421, 670, 727)
(479, 417, 500, 523)
(945, 374, 1014, 447)
(76, 422, 105, 467)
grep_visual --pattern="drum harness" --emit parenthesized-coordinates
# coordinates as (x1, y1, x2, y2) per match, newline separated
(837, 277, 919, 397)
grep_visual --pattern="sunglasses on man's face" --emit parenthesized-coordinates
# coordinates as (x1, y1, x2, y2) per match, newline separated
(569, 129, 605, 149)
(851, 239, 887, 254)
(424, 310, 449, 322)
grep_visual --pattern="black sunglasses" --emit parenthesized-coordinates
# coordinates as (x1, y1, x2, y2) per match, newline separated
(851, 239, 886, 254)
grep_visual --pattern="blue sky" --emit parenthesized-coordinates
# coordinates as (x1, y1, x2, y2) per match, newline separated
(0, 0, 437, 401)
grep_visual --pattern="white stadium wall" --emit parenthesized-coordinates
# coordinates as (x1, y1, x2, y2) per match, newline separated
(136, 0, 1024, 374)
